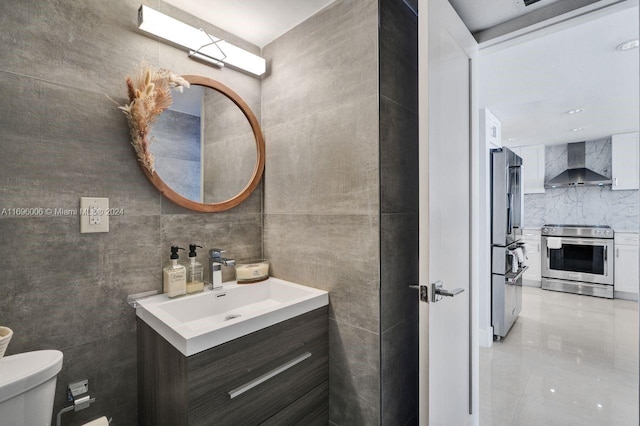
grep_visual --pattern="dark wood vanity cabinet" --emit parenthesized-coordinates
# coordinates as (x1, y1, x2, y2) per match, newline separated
(137, 307, 329, 426)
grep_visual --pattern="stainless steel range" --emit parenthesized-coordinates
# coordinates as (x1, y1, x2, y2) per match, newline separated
(541, 224, 614, 298)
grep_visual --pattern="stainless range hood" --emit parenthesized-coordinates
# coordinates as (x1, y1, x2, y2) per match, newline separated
(544, 142, 612, 188)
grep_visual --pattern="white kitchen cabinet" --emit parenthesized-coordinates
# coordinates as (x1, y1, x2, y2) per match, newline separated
(511, 145, 545, 194)
(522, 229, 542, 286)
(482, 109, 501, 148)
(614, 232, 639, 298)
(612, 132, 639, 191)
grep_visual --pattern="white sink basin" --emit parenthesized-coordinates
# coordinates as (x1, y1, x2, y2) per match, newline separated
(136, 277, 328, 356)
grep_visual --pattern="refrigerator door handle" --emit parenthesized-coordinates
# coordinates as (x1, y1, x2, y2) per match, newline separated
(507, 193, 513, 235)
(506, 266, 529, 283)
(518, 166, 524, 229)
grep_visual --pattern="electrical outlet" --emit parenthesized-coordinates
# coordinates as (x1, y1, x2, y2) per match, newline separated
(80, 197, 109, 233)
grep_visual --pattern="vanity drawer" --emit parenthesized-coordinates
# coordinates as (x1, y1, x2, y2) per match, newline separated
(138, 306, 329, 426)
(187, 307, 328, 425)
(260, 381, 329, 426)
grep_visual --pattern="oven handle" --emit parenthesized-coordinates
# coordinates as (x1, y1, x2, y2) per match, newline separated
(544, 236, 612, 246)
(604, 245, 607, 261)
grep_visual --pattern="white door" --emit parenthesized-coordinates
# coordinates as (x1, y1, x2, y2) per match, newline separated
(418, 0, 478, 424)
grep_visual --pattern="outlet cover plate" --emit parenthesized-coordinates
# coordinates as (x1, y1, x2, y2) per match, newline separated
(80, 197, 109, 233)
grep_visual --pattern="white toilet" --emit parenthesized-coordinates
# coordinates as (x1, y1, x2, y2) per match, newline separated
(0, 350, 63, 426)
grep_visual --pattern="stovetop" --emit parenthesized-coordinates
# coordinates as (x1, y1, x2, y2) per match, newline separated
(542, 224, 613, 238)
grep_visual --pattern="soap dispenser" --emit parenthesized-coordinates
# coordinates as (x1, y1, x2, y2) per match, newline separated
(186, 244, 204, 294)
(163, 246, 186, 298)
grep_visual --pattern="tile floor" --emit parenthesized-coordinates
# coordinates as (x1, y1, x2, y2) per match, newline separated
(480, 286, 639, 425)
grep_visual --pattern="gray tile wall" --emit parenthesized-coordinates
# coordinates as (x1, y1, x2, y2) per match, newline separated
(261, 0, 381, 423)
(0, 1, 262, 425)
(202, 88, 257, 203)
(379, 0, 419, 424)
(151, 109, 202, 202)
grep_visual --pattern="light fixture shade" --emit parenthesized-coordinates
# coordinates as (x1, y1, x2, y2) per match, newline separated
(138, 5, 266, 76)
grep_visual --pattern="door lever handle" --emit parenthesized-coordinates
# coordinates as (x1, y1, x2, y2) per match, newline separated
(436, 287, 464, 297)
(432, 281, 465, 302)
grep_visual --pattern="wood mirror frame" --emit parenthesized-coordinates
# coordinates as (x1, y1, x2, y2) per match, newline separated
(141, 75, 265, 212)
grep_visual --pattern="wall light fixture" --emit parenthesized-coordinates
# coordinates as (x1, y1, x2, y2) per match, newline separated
(137, 5, 266, 77)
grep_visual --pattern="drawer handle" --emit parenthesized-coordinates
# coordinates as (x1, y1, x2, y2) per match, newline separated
(228, 352, 312, 399)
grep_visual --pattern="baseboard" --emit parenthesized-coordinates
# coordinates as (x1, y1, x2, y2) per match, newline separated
(523, 279, 541, 288)
(614, 290, 638, 301)
(479, 327, 494, 348)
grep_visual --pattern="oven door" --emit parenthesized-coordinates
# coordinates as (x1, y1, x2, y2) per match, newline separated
(542, 237, 614, 285)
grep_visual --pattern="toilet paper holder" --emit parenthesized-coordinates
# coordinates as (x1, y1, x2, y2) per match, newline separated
(66, 379, 95, 411)
(56, 379, 111, 426)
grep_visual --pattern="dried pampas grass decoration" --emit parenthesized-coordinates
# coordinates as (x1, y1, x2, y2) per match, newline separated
(119, 64, 190, 174)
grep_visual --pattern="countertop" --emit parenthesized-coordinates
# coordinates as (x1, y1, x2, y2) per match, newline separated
(523, 227, 638, 234)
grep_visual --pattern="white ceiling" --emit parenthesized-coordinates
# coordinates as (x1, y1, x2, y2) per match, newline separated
(163, 0, 336, 48)
(480, 5, 639, 147)
(449, 0, 564, 32)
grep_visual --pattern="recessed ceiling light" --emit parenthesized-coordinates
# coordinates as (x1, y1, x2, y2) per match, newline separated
(616, 39, 639, 51)
(567, 109, 583, 114)
(571, 128, 584, 132)
(507, 138, 516, 141)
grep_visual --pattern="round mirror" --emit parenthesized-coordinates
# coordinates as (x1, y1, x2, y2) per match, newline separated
(145, 75, 264, 212)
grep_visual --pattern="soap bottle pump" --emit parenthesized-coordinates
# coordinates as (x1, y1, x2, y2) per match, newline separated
(163, 246, 186, 298)
(186, 244, 204, 294)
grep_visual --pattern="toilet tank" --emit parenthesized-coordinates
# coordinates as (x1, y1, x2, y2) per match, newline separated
(0, 350, 63, 426)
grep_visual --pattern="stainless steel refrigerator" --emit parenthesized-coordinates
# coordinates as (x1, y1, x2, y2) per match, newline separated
(491, 147, 527, 340)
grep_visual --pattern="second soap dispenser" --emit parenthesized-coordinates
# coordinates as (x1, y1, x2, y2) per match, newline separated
(186, 244, 204, 294)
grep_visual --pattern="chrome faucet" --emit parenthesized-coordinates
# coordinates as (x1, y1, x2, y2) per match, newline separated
(209, 248, 236, 290)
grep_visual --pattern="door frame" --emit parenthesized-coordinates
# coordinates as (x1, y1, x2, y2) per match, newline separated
(418, 0, 480, 423)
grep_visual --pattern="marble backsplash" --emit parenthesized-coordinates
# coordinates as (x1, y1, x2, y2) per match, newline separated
(525, 188, 639, 230)
(524, 138, 639, 231)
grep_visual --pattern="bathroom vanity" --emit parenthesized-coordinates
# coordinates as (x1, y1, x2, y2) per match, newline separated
(135, 279, 329, 425)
